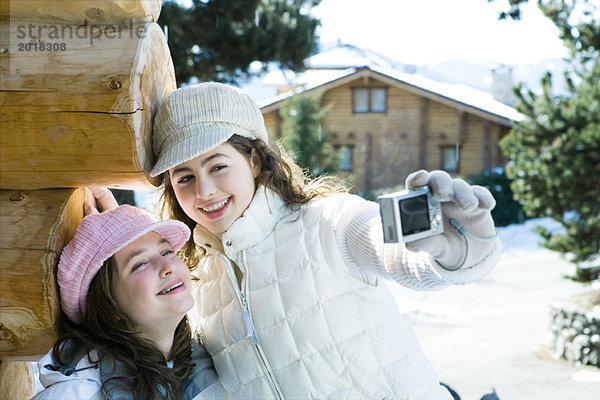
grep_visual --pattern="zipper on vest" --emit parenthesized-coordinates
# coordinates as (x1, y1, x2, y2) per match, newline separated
(217, 253, 284, 399)
(240, 289, 284, 399)
(219, 254, 255, 340)
(251, 330, 285, 400)
(240, 292, 258, 345)
(240, 251, 284, 400)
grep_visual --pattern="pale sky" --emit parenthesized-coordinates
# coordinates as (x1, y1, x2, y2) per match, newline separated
(311, 0, 569, 65)
(174, 0, 569, 65)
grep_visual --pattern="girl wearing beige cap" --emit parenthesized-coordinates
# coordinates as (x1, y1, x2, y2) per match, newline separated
(33, 205, 221, 400)
(149, 82, 502, 399)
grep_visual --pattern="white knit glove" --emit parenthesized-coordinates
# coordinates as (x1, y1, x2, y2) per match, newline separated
(405, 170, 498, 270)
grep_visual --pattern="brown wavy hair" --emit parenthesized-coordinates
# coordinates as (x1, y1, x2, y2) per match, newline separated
(53, 257, 193, 399)
(159, 135, 348, 265)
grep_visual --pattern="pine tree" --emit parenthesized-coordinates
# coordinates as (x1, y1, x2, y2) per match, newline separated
(500, 62, 600, 266)
(280, 94, 340, 177)
(497, 0, 600, 272)
(158, 0, 321, 84)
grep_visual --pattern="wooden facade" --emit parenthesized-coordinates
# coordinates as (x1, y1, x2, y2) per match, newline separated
(261, 67, 516, 194)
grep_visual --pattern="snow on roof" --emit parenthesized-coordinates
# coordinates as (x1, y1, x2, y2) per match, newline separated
(370, 65, 524, 122)
(258, 68, 356, 108)
(259, 65, 524, 123)
(261, 68, 352, 88)
(304, 42, 401, 70)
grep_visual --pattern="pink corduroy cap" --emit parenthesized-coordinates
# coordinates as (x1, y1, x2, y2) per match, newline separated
(57, 205, 190, 324)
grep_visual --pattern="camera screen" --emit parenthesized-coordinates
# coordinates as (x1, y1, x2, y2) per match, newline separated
(398, 194, 431, 235)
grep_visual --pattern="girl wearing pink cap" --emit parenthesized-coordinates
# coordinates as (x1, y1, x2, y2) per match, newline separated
(145, 82, 503, 400)
(33, 205, 221, 400)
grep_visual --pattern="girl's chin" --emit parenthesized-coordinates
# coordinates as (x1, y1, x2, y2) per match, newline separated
(208, 227, 227, 237)
(204, 218, 236, 237)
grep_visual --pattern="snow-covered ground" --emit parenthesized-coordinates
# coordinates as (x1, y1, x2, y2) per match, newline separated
(387, 217, 600, 400)
(497, 217, 563, 253)
(390, 217, 569, 316)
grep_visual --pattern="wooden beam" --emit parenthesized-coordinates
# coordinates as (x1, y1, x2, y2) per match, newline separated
(1, 0, 161, 23)
(363, 133, 373, 193)
(0, 21, 175, 189)
(483, 119, 491, 169)
(458, 110, 467, 144)
(418, 97, 428, 169)
(0, 361, 34, 399)
(0, 188, 86, 359)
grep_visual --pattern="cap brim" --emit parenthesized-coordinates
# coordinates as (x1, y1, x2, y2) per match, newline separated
(150, 127, 235, 177)
(106, 219, 191, 258)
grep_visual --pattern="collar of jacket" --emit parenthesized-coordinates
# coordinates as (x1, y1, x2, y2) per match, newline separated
(38, 348, 134, 400)
(99, 358, 179, 400)
(98, 357, 135, 399)
(38, 346, 102, 389)
(194, 185, 288, 254)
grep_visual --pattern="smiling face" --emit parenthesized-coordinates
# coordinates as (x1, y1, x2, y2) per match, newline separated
(112, 231, 194, 338)
(168, 142, 259, 237)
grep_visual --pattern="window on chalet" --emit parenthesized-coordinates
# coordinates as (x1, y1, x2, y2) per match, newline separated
(352, 87, 387, 113)
(441, 145, 459, 172)
(335, 145, 353, 171)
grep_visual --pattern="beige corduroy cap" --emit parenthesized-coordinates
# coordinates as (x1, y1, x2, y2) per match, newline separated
(150, 82, 269, 177)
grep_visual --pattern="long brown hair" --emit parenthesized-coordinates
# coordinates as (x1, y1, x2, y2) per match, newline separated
(53, 257, 193, 399)
(159, 135, 348, 265)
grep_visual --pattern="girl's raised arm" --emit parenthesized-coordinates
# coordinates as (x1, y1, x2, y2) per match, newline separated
(331, 170, 501, 289)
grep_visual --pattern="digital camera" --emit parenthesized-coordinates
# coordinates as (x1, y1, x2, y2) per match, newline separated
(377, 187, 444, 243)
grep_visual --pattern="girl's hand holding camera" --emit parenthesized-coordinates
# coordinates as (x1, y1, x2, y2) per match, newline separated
(405, 169, 499, 271)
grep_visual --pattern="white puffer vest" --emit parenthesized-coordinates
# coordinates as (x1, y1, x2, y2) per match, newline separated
(191, 187, 480, 399)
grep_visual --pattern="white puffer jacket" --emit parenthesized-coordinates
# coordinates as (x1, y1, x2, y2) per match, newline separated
(191, 187, 501, 399)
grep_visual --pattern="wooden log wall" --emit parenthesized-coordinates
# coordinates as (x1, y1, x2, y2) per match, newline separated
(1, 2, 173, 189)
(0, 361, 35, 399)
(1, 0, 161, 22)
(0, 1, 175, 396)
(0, 188, 87, 359)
